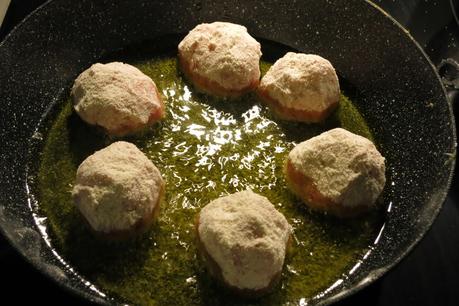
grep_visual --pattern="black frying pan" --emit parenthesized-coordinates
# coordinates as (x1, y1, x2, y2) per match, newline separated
(0, 0, 456, 305)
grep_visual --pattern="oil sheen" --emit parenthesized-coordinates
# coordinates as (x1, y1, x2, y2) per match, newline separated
(36, 57, 382, 305)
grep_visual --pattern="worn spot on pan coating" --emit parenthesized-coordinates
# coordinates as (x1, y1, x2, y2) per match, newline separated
(0, 206, 68, 281)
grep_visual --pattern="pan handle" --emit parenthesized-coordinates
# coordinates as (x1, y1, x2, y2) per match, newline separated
(438, 58, 459, 111)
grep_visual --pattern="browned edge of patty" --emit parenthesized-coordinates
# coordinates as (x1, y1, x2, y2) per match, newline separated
(178, 54, 260, 98)
(257, 87, 338, 123)
(194, 213, 290, 299)
(284, 159, 371, 218)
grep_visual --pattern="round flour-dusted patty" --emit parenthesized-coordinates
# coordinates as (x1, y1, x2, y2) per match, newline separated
(285, 128, 386, 217)
(71, 62, 165, 136)
(72, 141, 165, 239)
(178, 22, 262, 97)
(196, 190, 291, 296)
(258, 52, 340, 122)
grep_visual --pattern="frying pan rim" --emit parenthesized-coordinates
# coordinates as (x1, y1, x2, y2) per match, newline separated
(320, 2, 457, 303)
(0, 2, 116, 304)
(0, 0, 456, 305)
(321, 2, 457, 304)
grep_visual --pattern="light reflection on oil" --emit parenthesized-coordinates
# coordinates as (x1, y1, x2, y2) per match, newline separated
(147, 85, 295, 209)
(34, 57, 383, 306)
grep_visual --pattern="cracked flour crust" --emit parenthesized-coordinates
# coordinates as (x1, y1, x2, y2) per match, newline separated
(72, 141, 164, 234)
(198, 190, 291, 291)
(178, 22, 261, 96)
(288, 128, 386, 211)
(72, 62, 164, 136)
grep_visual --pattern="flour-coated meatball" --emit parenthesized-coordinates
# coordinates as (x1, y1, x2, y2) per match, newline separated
(196, 190, 291, 296)
(178, 22, 262, 97)
(285, 128, 385, 217)
(72, 62, 164, 136)
(258, 52, 340, 122)
(72, 141, 165, 238)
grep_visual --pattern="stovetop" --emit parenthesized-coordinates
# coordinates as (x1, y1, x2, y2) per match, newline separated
(1, 0, 458, 305)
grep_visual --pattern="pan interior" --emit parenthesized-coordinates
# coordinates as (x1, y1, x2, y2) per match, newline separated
(29, 36, 387, 305)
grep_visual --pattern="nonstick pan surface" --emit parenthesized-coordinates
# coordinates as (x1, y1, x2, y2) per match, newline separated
(0, 0, 456, 305)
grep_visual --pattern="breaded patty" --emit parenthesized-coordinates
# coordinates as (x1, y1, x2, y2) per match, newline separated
(178, 22, 262, 97)
(72, 62, 164, 136)
(72, 141, 165, 239)
(285, 128, 386, 217)
(196, 190, 291, 296)
(258, 52, 340, 122)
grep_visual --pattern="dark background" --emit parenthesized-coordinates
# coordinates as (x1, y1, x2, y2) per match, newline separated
(0, 0, 458, 305)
